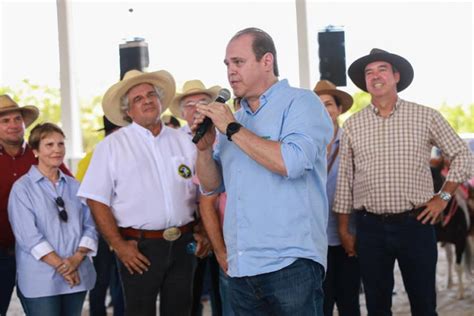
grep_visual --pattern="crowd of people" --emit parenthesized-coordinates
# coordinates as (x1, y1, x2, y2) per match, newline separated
(1, 27, 473, 316)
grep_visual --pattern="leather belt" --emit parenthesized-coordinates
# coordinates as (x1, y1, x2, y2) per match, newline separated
(357, 206, 426, 223)
(119, 221, 195, 241)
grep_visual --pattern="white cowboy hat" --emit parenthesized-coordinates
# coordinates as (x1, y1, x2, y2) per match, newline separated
(169, 80, 220, 120)
(0, 95, 39, 128)
(102, 69, 176, 126)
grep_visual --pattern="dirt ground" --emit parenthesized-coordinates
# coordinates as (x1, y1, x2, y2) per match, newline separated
(6, 243, 474, 316)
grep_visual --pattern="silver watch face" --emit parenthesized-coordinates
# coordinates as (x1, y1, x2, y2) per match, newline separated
(439, 191, 451, 201)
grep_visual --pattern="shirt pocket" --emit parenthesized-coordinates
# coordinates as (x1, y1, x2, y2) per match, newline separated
(170, 156, 198, 202)
(170, 156, 195, 182)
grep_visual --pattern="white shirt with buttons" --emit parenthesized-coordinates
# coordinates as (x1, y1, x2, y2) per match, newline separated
(78, 122, 198, 230)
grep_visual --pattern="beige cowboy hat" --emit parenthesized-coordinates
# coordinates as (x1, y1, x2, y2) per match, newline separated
(348, 48, 414, 93)
(0, 95, 39, 128)
(169, 80, 220, 119)
(313, 80, 353, 114)
(102, 69, 176, 126)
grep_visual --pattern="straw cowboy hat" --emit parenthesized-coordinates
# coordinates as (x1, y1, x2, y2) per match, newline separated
(102, 69, 176, 126)
(169, 80, 220, 119)
(0, 95, 39, 128)
(348, 48, 414, 93)
(313, 80, 353, 114)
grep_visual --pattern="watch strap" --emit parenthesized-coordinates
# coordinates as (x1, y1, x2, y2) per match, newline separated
(438, 190, 452, 202)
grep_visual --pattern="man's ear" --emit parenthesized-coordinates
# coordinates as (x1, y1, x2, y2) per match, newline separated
(394, 71, 401, 84)
(262, 52, 274, 73)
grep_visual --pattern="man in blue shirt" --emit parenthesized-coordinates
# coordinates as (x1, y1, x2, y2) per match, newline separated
(193, 27, 333, 315)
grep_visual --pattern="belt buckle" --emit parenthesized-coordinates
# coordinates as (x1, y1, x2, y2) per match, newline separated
(163, 227, 181, 241)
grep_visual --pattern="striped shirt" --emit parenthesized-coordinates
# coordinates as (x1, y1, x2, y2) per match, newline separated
(334, 98, 473, 214)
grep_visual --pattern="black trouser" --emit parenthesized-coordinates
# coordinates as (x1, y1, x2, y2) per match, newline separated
(323, 245, 361, 316)
(191, 255, 222, 316)
(89, 236, 124, 316)
(356, 210, 437, 316)
(0, 247, 15, 316)
(118, 232, 197, 316)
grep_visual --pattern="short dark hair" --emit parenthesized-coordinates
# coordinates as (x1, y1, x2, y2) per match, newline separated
(231, 27, 279, 77)
(28, 122, 65, 150)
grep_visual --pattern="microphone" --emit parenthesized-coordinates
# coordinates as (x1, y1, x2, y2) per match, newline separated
(192, 88, 231, 144)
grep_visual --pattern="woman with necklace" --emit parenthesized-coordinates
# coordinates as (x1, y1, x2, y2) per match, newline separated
(8, 122, 97, 316)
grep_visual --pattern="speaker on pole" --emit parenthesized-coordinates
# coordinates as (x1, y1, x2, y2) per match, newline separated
(119, 37, 149, 80)
(318, 26, 346, 86)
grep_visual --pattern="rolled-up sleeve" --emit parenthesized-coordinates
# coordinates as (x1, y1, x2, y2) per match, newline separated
(430, 110, 474, 183)
(280, 92, 333, 179)
(333, 125, 355, 214)
(79, 202, 98, 256)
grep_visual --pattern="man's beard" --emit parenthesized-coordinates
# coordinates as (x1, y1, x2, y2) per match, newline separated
(1, 134, 24, 147)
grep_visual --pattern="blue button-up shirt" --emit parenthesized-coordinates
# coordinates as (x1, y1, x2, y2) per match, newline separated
(8, 166, 97, 298)
(214, 79, 333, 277)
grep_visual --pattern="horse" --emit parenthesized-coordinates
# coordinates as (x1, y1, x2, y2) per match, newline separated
(431, 165, 473, 299)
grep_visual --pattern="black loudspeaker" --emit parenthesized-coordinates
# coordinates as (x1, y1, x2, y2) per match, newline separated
(119, 38, 150, 80)
(318, 29, 346, 86)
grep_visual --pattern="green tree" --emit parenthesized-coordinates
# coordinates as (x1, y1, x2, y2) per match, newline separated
(338, 91, 474, 134)
(0, 80, 104, 153)
(438, 103, 474, 133)
(339, 91, 371, 125)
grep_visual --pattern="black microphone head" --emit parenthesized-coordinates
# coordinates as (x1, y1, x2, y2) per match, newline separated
(217, 88, 231, 102)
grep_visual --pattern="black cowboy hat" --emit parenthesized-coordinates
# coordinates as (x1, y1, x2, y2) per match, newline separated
(348, 48, 414, 92)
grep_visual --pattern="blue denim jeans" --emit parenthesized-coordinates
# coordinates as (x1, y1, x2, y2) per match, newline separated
(356, 211, 437, 316)
(219, 268, 234, 316)
(228, 258, 324, 316)
(192, 254, 221, 316)
(18, 288, 86, 316)
(0, 247, 15, 316)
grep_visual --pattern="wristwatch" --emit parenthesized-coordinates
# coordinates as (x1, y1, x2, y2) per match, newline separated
(438, 191, 452, 202)
(226, 122, 242, 141)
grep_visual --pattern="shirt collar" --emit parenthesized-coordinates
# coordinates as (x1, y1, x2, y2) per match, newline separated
(30, 165, 68, 184)
(369, 97, 402, 117)
(130, 121, 165, 139)
(0, 141, 28, 157)
(241, 79, 288, 115)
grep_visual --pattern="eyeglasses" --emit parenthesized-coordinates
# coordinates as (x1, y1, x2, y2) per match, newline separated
(182, 100, 210, 110)
(55, 197, 68, 222)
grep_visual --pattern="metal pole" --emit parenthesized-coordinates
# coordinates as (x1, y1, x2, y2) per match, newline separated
(56, 0, 83, 165)
(295, 0, 311, 89)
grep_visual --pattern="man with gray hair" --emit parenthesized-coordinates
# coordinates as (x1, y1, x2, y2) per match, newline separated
(78, 70, 209, 316)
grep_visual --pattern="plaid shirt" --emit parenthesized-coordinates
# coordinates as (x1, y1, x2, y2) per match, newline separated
(334, 98, 474, 214)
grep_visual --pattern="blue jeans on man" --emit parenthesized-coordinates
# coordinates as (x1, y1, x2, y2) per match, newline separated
(0, 247, 15, 316)
(356, 211, 437, 316)
(228, 258, 324, 315)
(219, 268, 234, 316)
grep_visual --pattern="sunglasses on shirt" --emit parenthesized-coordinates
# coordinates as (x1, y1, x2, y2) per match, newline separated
(55, 197, 68, 222)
